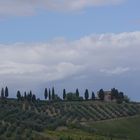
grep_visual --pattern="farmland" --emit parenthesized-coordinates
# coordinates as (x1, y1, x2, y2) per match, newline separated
(0, 99, 140, 140)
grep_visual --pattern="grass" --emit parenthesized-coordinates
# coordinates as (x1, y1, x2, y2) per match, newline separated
(39, 115, 140, 140)
(42, 128, 127, 140)
(86, 115, 140, 140)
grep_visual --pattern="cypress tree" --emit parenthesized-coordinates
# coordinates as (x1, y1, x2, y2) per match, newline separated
(98, 89, 105, 101)
(32, 94, 36, 102)
(91, 91, 95, 100)
(76, 88, 79, 98)
(1, 88, 4, 99)
(44, 88, 48, 100)
(29, 91, 33, 101)
(84, 89, 89, 100)
(52, 87, 55, 100)
(63, 89, 66, 100)
(111, 88, 119, 100)
(17, 90, 21, 101)
(49, 88, 51, 101)
(24, 91, 27, 100)
(5, 86, 9, 98)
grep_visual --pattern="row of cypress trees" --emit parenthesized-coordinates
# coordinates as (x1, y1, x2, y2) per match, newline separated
(0, 86, 125, 103)
(0, 86, 9, 99)
(44, 88, 96, 101)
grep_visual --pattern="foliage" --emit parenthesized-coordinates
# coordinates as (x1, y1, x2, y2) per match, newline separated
(49, 89, 51, 101)
(17, 90, 21, 101)
(1, 88, 4, 99)
(98, 89, 105, 101)
(5, 87, 9, 98)
(66, 92, 83, 101)
(84, 89, 89, 100)
(52, 87, 55, 100)
(0, 99, 139, 140)
(91, 92, 95, 100)
(44, 88, 48, 100)
(63, 89, 66, 100)
(111, 88, 124, 103)
(0, 86, 139, 140)
(76, 89, 79, 98)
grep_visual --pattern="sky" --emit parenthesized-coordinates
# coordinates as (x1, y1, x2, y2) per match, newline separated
(0, 0, 140, 101)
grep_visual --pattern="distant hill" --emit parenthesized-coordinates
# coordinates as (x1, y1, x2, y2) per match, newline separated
(0, 99, 140, 140)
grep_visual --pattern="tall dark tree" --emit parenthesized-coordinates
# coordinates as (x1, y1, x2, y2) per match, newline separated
(29, 91, 32, 97)
(76, 88, 79, 98)
(98, 89, 105, 101)
(91, 91, 95, 100)
(44, 88, 48, 100)
(24, 91, 27, 100)
(1, 88, 4, 99)
(32, 94, 36, 102)
(117, 92, 124, 103)
(17, 90, 21, 101)
(63, 89, 66, 100)
(52, 87, 55, 100)
(26, 91, 33, 102)
(49, 88, 51, 101)
(84, 89, 89, 100)
(27, 94, 31, 102)
(111, 88, 119, 100)
(29, 91, 33, 101)
(5, 86, 9, 98)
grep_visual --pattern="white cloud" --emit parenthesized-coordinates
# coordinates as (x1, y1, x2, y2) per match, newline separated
(0, 31, 140, 100)
(0, 0, 125, 17)
(100, 67, 130, 75)
(0, 31, 140, 86)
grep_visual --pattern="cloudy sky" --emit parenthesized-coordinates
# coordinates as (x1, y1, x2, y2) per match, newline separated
(0, 0, 140, 101)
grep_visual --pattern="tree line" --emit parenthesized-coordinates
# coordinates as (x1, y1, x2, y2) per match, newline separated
(44, 88, 96, 101)
(43, 87, 126, 103)
(0, 86, 127, 103)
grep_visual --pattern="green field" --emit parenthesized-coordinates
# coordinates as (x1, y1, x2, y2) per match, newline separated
(38, 115, 140, 140)
(0, 99, 140, 140)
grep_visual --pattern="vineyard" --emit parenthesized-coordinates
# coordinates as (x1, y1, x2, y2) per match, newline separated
(32, 101, 140, 124)
(0, 100, 140, 140)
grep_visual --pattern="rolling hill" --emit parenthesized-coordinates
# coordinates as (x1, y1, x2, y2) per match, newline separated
(0, 99, 140, 140)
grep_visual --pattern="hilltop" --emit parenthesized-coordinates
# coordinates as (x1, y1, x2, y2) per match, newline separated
(0, 86, 139, 139)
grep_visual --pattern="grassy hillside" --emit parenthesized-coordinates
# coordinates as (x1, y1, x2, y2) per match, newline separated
(88, 115, 140, 140)
(43, 115, 140, 140)
(0, 99, 139, 140)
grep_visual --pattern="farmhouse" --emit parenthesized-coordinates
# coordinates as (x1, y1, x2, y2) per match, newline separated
(97, 90, 117, 102)
(104, 91, 111, 102)
(104, 91, 117, 102)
